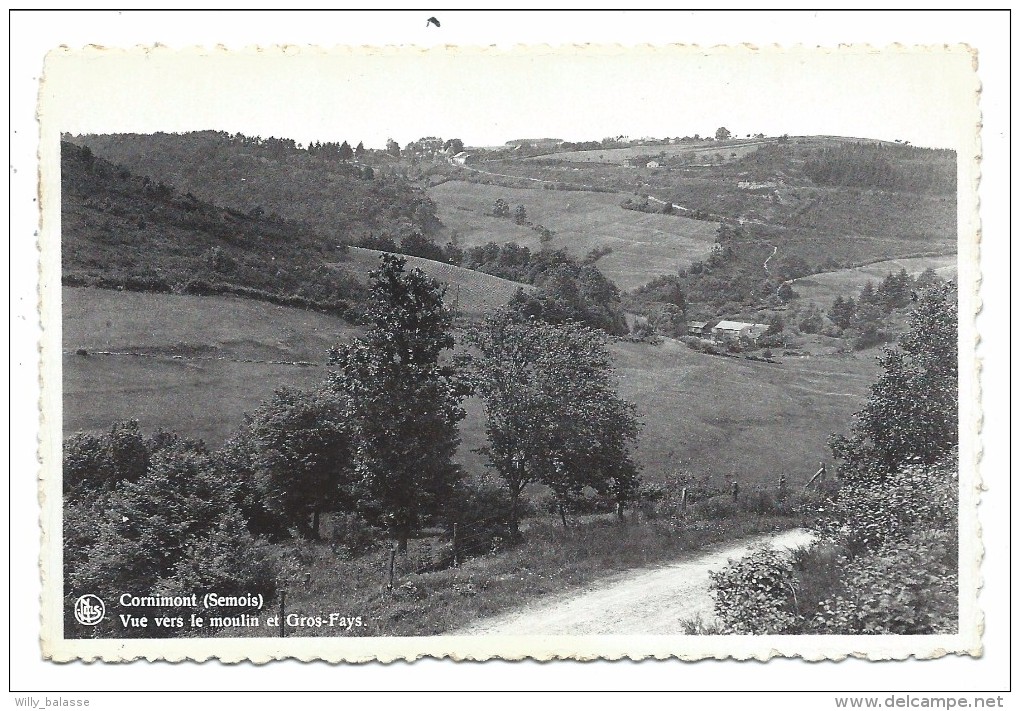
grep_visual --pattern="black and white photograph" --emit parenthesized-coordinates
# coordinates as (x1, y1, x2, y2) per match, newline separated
(11, 9, 1010, 703)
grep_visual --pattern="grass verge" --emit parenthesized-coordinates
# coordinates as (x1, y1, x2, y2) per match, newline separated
(227, 512, 804, 637)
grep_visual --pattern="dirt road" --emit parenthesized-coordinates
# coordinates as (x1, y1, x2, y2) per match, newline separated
(460, 528, 813, 635)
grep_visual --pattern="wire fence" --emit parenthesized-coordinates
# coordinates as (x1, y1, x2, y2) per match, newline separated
(377, 469, 828, 592)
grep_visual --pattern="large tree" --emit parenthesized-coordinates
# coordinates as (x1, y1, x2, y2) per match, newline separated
(327, 254, 469, 552)
(830, 282, 958, 479)
(469, 312, 640, 537)
(224, 386, 355, 540)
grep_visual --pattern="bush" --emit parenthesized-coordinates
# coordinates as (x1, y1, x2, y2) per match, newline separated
(789, 542, 846, 621)
(690, 493, 738, 520)
(809, 531, 958, 634)
(710, 547, 800, 634)
(739, 487, 780, 516)
(798, 311, 824, 334)
(812, 457, 957, 558)
(65, 438, 279, 638)
(63, 421, 150, 501)
(643, 471, 727, 522)
(329, 512, 385, 559)
(711, 452, 959, 635)
(358, 234, 399, 252)
(443, 478, 521, 556)
(756, 332, 785, 349)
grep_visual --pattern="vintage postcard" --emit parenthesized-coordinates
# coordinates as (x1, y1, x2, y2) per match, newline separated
(37, 42, 982, 663)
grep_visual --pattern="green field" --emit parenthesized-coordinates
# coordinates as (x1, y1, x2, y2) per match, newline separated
(459, 337, 879, 487)
(62, 278, 528, 449)
(63, 287, 359, 361)
(524, 139, 774, 165)
(522, 135, 900, 166)
(62, 287, 357, 444)
(64, 287, 877, 486)
(429, 180, 719, 291)
(342, 246, 531, 316)
(791, 254, 958, 306)
(609, 338, 881, 486)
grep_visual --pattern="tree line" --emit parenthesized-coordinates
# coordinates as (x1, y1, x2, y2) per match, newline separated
(460, 242, 627, 334)
(803, 142, 956, 195)
(61, 141, 369, 320)
(64, 255, 640, 636)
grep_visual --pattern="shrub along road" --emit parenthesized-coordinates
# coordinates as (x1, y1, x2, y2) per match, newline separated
(459, 528, 813, 635)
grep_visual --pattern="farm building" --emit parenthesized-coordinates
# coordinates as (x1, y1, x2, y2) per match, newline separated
(686, 321, 710, 336)
(646, 160, 660, 169)
(712, 320, 770, 340)
(452, 151, 471, 165)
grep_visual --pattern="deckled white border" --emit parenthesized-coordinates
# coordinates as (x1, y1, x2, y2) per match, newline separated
(36, 42, 983, 664)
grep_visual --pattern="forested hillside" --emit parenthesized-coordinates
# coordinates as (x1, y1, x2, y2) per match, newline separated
(61, 141, 366, 318)
(69, 131, 440, 242)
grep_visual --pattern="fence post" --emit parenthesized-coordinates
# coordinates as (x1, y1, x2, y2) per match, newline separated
(279, 590, 286, 639)
(452, 522, 459, 568)
(388, 545, 396, 591)
(680, 487, 688, 516)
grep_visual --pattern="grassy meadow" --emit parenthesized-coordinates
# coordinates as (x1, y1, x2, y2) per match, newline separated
(61, 287, 356, 445)
(64, 354, 326, 447)
(524, 138, 773, 165)
(341, 246, 532, 317)
(63, 287, 878, 487)
(609, 338, 881, 486)
(63, 286, 359, 361)
(429, 180, 719, 291)
(790, 254, 958, 306)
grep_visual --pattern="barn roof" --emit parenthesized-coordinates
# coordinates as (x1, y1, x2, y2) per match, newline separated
(714, 320, 753, 331)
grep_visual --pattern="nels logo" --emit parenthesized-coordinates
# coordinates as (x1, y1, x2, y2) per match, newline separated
(73, 594, 106, 625)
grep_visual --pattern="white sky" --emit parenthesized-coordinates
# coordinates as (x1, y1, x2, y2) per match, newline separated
(37, 14, 978, 151)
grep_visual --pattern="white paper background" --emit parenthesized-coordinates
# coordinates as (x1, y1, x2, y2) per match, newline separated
(9, 8, 1011, 701)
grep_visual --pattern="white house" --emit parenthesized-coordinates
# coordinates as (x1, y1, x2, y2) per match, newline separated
(712, 320, 770, 340)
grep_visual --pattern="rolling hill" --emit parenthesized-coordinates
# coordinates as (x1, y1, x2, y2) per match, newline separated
(450, 138, 957, 281)
(524, 137, 773, 165)
(430, 180, 719, 291)
(70, 131, 439, 242)
(62, 131, 953, 490)
(340, 246, 533, 318)
(64, 286, 878, 487)
(60, 140, 366, 318)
